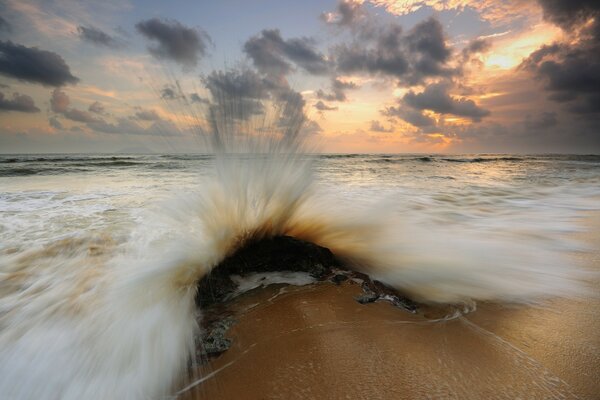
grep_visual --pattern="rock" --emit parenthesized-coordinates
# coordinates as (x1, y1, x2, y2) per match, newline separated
(195, 317, 237, 364)
(355, 292, 379, 304)
(195, 236, 339, 307)
(331, 274, 348, 285)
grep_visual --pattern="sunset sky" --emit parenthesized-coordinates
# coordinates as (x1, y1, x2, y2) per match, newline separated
(0, 0, 598, 153)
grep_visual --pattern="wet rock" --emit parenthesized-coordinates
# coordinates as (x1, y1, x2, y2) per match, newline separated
(195, 317, 237, 364)
(196, 236, 339, 307)
(355, 292, 379, 304)
(331, 274, 348, 285)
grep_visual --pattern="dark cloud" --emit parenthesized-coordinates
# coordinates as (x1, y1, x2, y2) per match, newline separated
(204, 69, 268, 100)
(88, 101, 105, 114)
(403, 82, 490, 121)
(317, 78, 358, 102)
(63, 108, 98, 123)
(86, 119, 119, 134)
(369, 120, 393, 132)
(203, 66, 307, 130)
(314, 100, 337, 111)
(537, 0, 600, 30)
(50, 89, 99, 123)
(134, 109, 161, 121)
(160, 86, 179, 100)
(330, 16, 455, 85)
(0, 16, 11, 33)
(461, 38, 492, 65)
(462, 38, 492, 57)
(383, 105, 436, 128)
(407, 17, 450, 64)
(48, 116, 63, 129)
(203, 69, 269, 120)
(0, 91, 40, 113)
(135, 18, 209, 67)
(0, 41, 79, 86)
(77, 26, 121, 48)
(244, 29, 328, 78)
(273, 87, 306, 139)
(522, 1, 600, 115)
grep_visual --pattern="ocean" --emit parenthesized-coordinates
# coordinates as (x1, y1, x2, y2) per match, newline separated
(1, 152, 599, 399)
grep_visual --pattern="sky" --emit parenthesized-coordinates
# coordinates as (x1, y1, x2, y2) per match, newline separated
(0, 0, 599, 154)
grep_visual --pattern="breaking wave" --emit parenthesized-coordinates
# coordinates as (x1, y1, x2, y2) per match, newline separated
(0, 87, 592, 399)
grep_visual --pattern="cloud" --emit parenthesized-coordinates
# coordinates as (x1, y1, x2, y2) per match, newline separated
(316, 78, 358, 102)
(244, 29, 328, 78)
(62, 108, 99, 123)
(537, 0, 599, 30)
(134, 108, 161, 121)
(204, 69, 268, 100)
(202, 67, 308, 135)
(88, 117, 179, 136)
(383, 105, 436, 128)
(329, 15, 455, 85)
(48, 116, 63, 129)
(314, 100, 338, 111)
(521, 1, 600, 115)
(160, 86, 179, 100)
(48, 88, 179, 136)
(367, 0, 537, 25)
(203, 68, 270, 120)
(403, 81, 490, 121)
(77, 26, 121, 48)
(369, 120, 394, 132)
(50, 89, 99, 123)
(50, 88, 70, 113)
(321, 0, 366, 27)
(135, 18, 209, 67)
(0, 91, 40, 113)
(88, 101, 105, 114)
(460, 38, 492, 64)
(0, 41, 79, 86)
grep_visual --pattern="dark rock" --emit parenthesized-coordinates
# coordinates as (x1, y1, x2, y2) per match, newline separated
(195, 236, 340, 307)
(195, 317, 237, 364)
(355, 292, 379, 304)
(331, 274, 348, 285)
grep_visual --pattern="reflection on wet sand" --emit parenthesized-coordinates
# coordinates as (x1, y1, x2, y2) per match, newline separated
(180, 214, 599, 400)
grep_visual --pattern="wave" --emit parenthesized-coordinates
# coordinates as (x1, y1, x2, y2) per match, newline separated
(0, 156, 138, 163)
(441, 156, 524, 163)
(0, 88, 590, 399)
(0, 167, 90, 176)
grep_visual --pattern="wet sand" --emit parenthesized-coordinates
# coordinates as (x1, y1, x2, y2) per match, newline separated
(180, 213, 600, 400)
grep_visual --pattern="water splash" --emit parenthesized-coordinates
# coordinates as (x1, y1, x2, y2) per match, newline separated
(0, 78, 591, 399)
